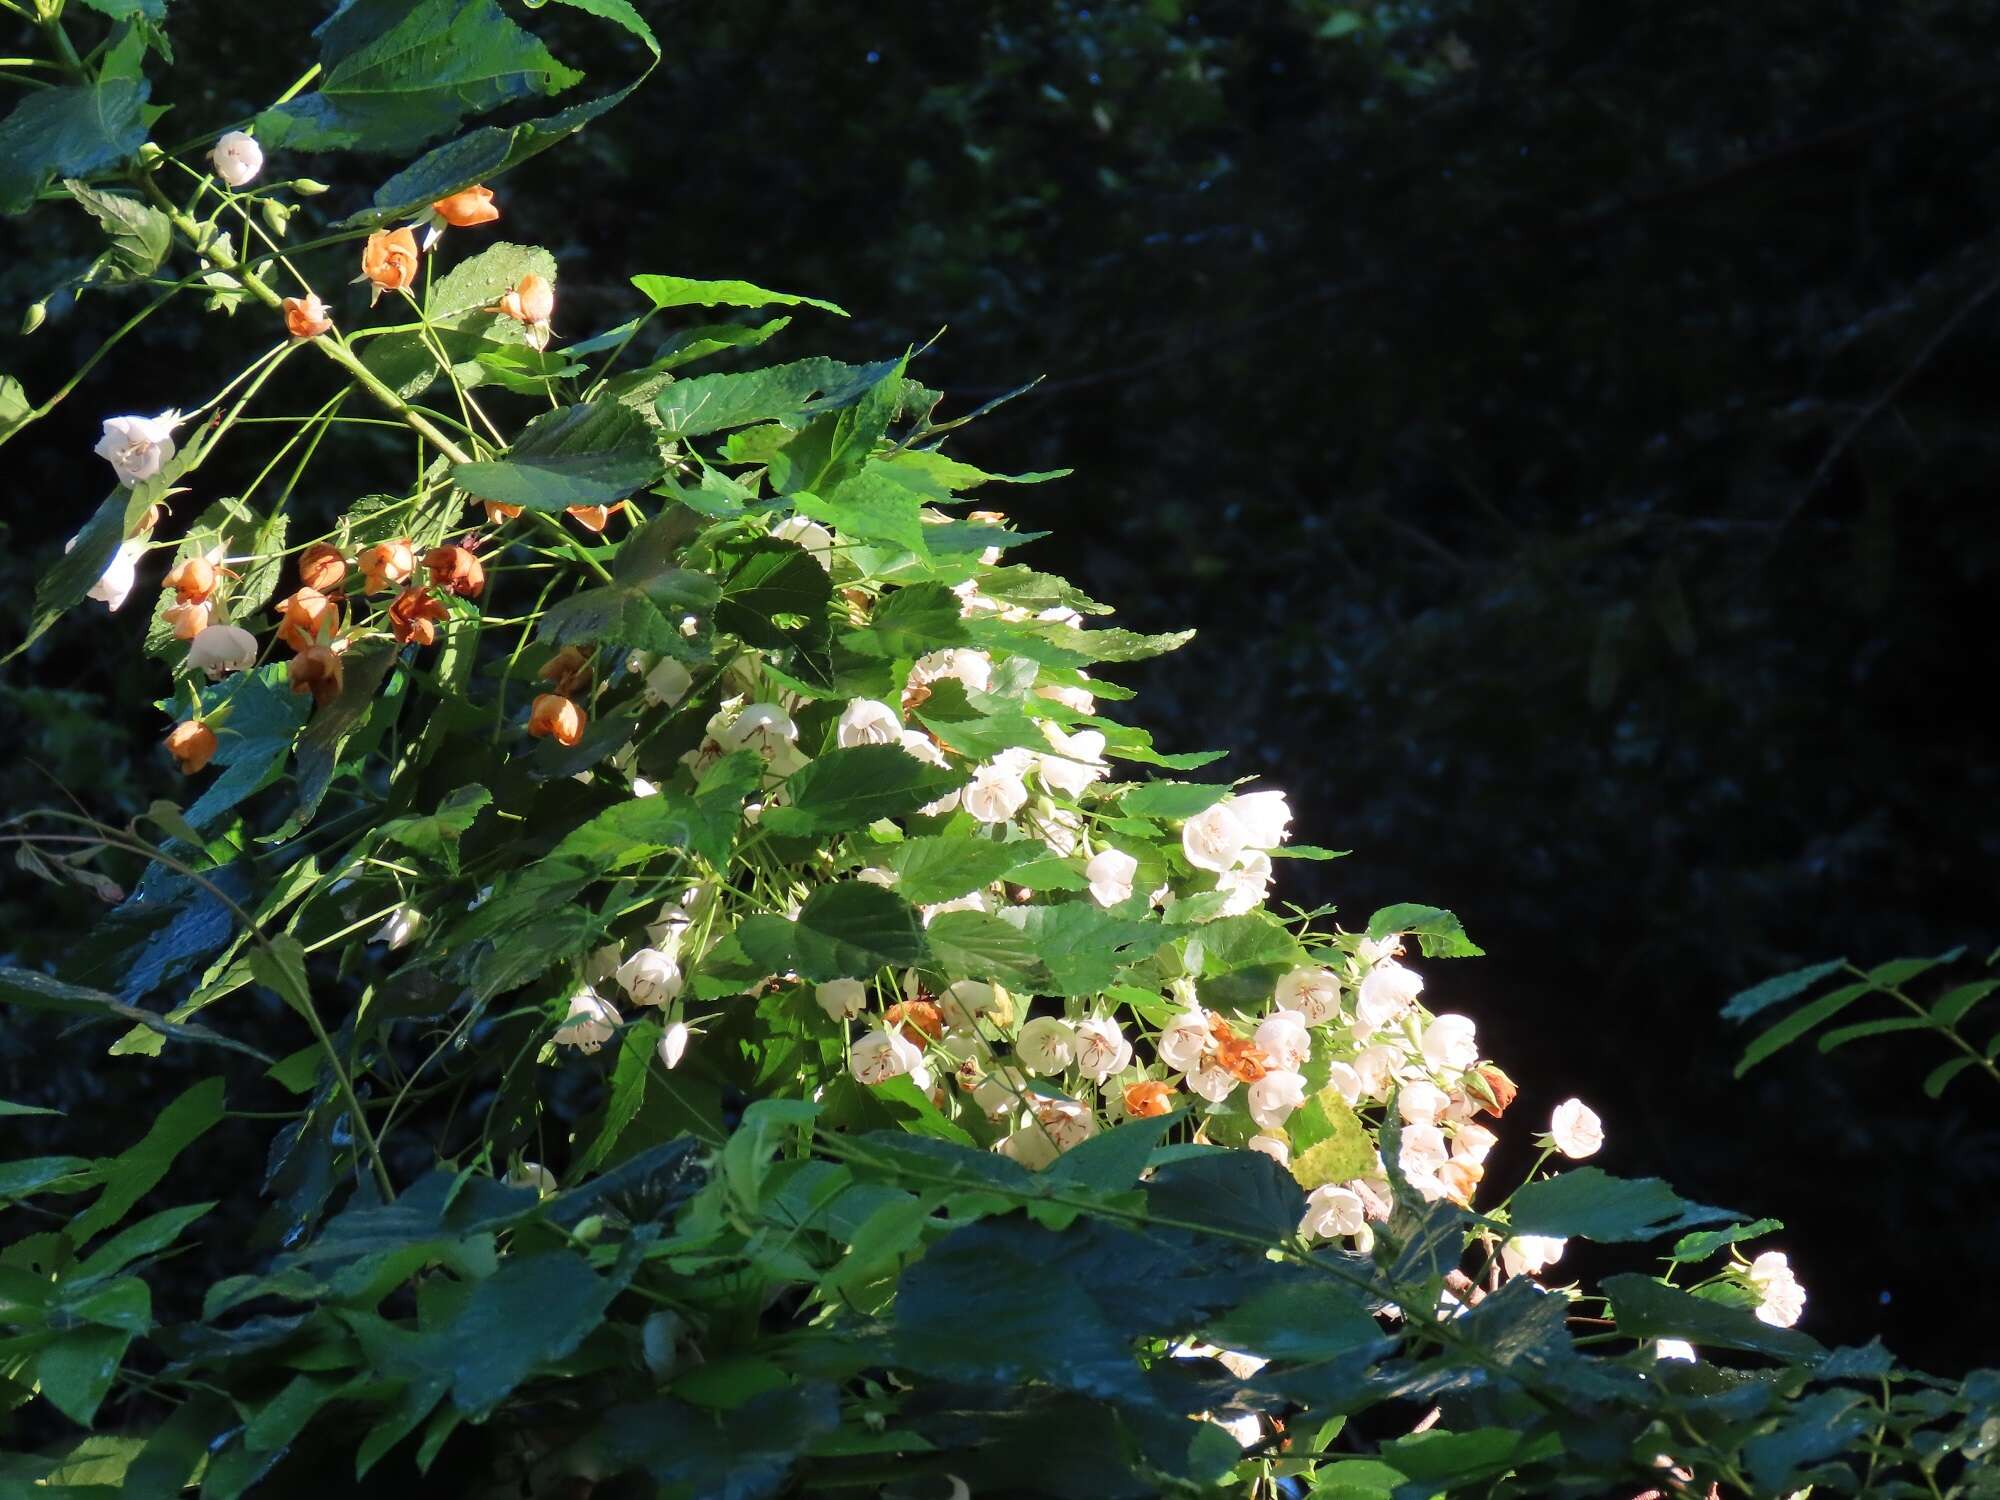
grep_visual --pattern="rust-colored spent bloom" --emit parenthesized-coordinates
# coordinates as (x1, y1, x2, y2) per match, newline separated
(498, 272, 555, 326)
(287, 644, 345, 706)
(1467, 1063, 1518, 1118)
(164, 599, 211, 641)
(1214, 1031, 1270, 1085)
(283, 293, 332, 338)
(432, 185, 498, 227)
(1123, 1080, 1175, 1119)
(358, 539, 414, 594)
(164, 720, 217, 774)
(163, 557, 217, 603)
(539, 645, 594, 699)
(424, 544, 484, 599)
(483, 500, 523, 525)
(885, 1000, 944, 1046)
(566, 504, 611, 533)
(298, 542, 347, 593)
(387, 587, 449, 647)
(274, 586, 340, 653)
(361, 227, 421, 293)
(528, 692, 586, 747)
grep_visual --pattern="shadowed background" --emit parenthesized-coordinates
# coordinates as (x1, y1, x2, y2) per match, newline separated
(4, 0, 1998, 1373)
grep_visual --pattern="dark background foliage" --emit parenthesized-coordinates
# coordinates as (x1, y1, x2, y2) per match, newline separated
(5, 0, 1997, 1374)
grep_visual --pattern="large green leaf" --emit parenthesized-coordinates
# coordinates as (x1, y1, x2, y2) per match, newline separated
(1603, 1273, 1822, 1361)
(655, 356, 907, 438)
(1009, 904, 1164, 996)
(1506, 1167, 1736, 1244)
(70, 1078, 225, 1244)
(760, 745, 965, 835)
(258, 0, 583, 153)
(35, 1327, 133, 1426)
(0, 80, 149, 215)
(790, 882, 928, 982)
(714, 537, 834, 655)
(181, 667, 310, 834)
(922, 910, 1046, 990)
(1364, 903, 1484, 958)
(632, 273, 845, 316)
(453, 401, 662, 510)
(795, 464, 932, 555)
(64, 180, 170, 283)
(0, 967, 274, 1064)
(889, 833, 1036, 905)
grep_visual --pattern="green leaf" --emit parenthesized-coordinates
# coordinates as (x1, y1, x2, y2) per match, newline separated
(181, 666, 310, 834)
(1670, 1218, 1784, 1265)
(655, 355, 905, 437)
(64, 180, 170, 282)
(1734, 982, 1872, 1075)
(1931, 978, 1999, 1027)
(762, 745, 965, 835)
(796, 465, 933, 555)
(70, 1078, 225, 1244)
(361, 88, 635, 222)
(1119, 781, 1230, 818)
(454, 401, 663, 510)
(632, 273, 845, 317)
(0, 966, 275, 1065)
(1924, 1055, 1979, 1099)
(715, 536, 834, 655)
(15, 486, 155, 660)
(258, 0, 583, 153)
(1287, 1090, 1375, 1189)
(885, 449, 1068, 492)
(1867, 947, 1965, 989)
(1011, 905, 1163, 996)
(888, 833, 1035, 905)
(0, 1098, 61, 1118)
(1720, 957, 1847, 1022)
(1815, 1016, 1932, 1051)
(362, 242, 556, 399)
(35, 1326, 133, 1426)
(249, 933, 316, 1022)
(790, 882, 928, 982)
(922, 910, 1046, 989)
(0, 80, 150, 215)
(0, 1155, 97, 1201)
(1144, 1150, 1304, 1241)
(1364, 903, 1484, 958)
(1604, 1273, 1822, 1361)
(68, 1202, 214, 1286)
(1507, 1168, 1735, 1244)
(296, 638, 398, 824)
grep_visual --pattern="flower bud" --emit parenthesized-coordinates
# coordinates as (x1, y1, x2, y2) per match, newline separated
(188, 623, 258, 680)
(357, 538, 414, 593)
(423, 544, 484, 598)
(20, 300, 47, 335)
(165, 720, 217, 774)
(529, 692, 586, 747)
(885, 999, 943, 1046)
(431, 185, 499, 227)
(483, 500, 523, 525)
(297, 542, 346, 593)
(260, 199, 293, 238)
(1466, 1063, 1518, 1117)
(211, 131, 264, 188)
(282, 293, 331, 339)
(498, 272, 555, 326)
(292, 178, 330, 196)
(287, 644, 345, 706)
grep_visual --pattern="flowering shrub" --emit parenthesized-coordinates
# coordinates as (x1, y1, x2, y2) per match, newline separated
(2, 4, 1998, 1496)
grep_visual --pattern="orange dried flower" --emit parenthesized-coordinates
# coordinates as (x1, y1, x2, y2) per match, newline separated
(498, 272, 554, 326)
(482, 500, 523, 525)
(1214, 1031, 1270, 1084)
(1438, 1159, 1484, 1205)
(431, 185, 498, 227)
(163, 599, 211, 640)
(298, 542, 347, 593)
(163, 557, 217, 603)
(274, 586, 341, 653)
(1123, 1080, 1175, 1119)
(164, 720, 217, 774)
(885, 1000, 944, 1046)
(1468, 1064, 1518, 1118)
(538, 645, 594, 698)
(565, 504, 610, 533)
(423, 544, 484, 598)
(361, 227, 421, 294)
(287, 644, 345, 706)
(529, 692, 586, 747)
(358, 539, 414, 594)
(388, 586, 449, 647)
(282, 293, 332, 338)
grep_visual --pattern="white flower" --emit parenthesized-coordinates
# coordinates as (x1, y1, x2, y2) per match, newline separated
(1072, 1017, 1133, 1083)
(849, 1027, 923, 1086)
(1229, 789, 1292, 850)
(909, 647, 992, 695)
(1036, 721, 1107, 797)
(1500, 1235, 1567, 1278)
(211, 130, 264, 187)
(1655, 1339, 1698, 1362)
(1397, 1080, 1451, 1126)
(971, 1064, 1030, 1120)
(616, 947, 683, 1008)
(1030, 802, 1084, 857)
(1246, 1134, 1291, 1166)
(1748, 1251, 1806, 1328)
(508, 1161, 558, 1195)
(1356, 959, 1424, 1035)
(1184, 1063, 1237, 1103)
(643, 657, 693, 707)
(369, 905, 423, 950)
(996, 1124, 1060, 1170)
(79, 536, 144, 611)
(717, 703, 798, 760)
(95, 411, 178, 486)
(1322, 1061, 1363, 1105)
(815, 979, 867, 1021)
(1157, 1008, 1212, 1072)
(836, 697, 902, 747)
(1300, 1184, 1367, 1240)
(1213, 849, 1272, 917)
(1247, 1069, 1307, 1129)
(1253, 1011, 1311, 1072)
(939, 979, 1006, 1029)
(1352, 1044, 1403, 1101)
(1451, 1122, 1498, 1164)
(772, 515, 834, 568)
(553, 989, 619, 1054)
(963, 759, 1029, 824)
(186, 623, 260, 680)
(1029, 1094, 1096, 1151)
(657, 1020, 690, 1069)
(1356, 932, 1401, 965)
(1398, 1122, 1451, 1201)
(895, 730, 961, 814)
(1212, 1413, 1264, 1450)
(1549, 1097, 1604, 1159)
(1180, 803, 1247, 873)
(1015, 1016, 1078, 1075)
(1036, 679, 1096, 715)
(1085, 847, 1137, 907)
(1273, 966, 1343, 1025)
(1420, 1013, 1479, 1072)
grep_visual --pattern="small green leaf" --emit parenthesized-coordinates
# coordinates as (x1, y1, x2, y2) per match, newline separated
(1365, 903, 1484, 958)
(1119, 782, 1230, 819)
(1735, 982, 1872, 1075)
(1924, 1055, 1979, 1099)
(1720, 958, 1848, 1023)
(64, 180, 170, 282)
(1507, 1168, 1735, 1244)
(763, 745, 965, 835)
(454, 401, 663, 510)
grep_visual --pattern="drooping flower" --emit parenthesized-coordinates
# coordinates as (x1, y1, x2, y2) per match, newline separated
(164, 720, 216, 774)
(1467, 1062, 1519, 1117)
(358, 539, 414, 594)
(1072, 1017, 1133, 1083)
(529, 693, 586, 747)
(897, 731, 961, 815)
(283, 294, 332, 339)
(717, 703, 798, 760)
(1323, 1060, 1363, 1104)
(164, 557, 218, 603)
(1747, 1251, 1806, 1327)
(963, 758, 1029, 824)
(885, 999, 945, 1046)
(1036, 721, 1107, 797)
(939, 979, 1008, 1030)
(388, 586, 448, 647)
(1247, 1068, 1307, 1129)
(1351, 1043, 1402, 1101)
(361, 227, 421, 296)
(1300, 1184, 1367, 1241)
(539, 646, 594, 699)
(1180, 802, 1247, 873)
(1015, 1015, 1078, 1075)
(658, 1021, 691, 1070)
(1420, 1013, 1480, 1072)
(424, 544, 485, 598)
(908, 647, 992, 696)
(1451, 1122, 1498, 1164)
(837, 698, 902, 747)
(553, 989, 619, 1054)
(297, 543, 346, 593)
(616, 947, 684, 1008)
(287, 644, 345, 706)
(498, 273, 555, 349)
(1212, 1024, 1270, 1083)
(1246, 1133, 1290, 1165)
(772, 515, 835, 569)
(1184, 1063, 1237, 1102)
(1397, 1080, 1451, 1126)
(483, 500, 523, 526)
(1501, 1234, 1567, 1278)
(1214, 849, 1272, 916)
(1253, 1011, 1311, 1072)
(74, 535, 145, 611)
(431, 184, 499, 229)
(370, 906, 423, 950)
(815, 978, 867, 1022)
(1273, 965, 1343, 1025)
(1028, 1094, 1096, 1152)
(1229, 789, 1292, 850)
(96, 411, 179, 487)
(1157, 1008, 1213, 1072)
(210, 131, 264, 187)
(187, 623, 258, 680)
(566, 503, 612, 532)
(1084, 847, 1137, 908)
(1356, 958, 1424, 1036)
(163, 600, 210, 641)
(849, 1027, 922, 1085)
(1397, 1122, 1452, 1201)
(1123, 1079, 1175, 1118)
(1548, 1097, 1604, 1159)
